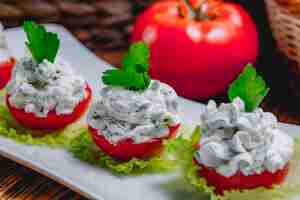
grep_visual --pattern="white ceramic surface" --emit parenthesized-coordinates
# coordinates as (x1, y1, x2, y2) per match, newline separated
(0, 25, 299, 200)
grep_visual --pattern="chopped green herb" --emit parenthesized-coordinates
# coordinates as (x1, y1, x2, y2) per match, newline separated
(23, 21, 60, 63)
(102, 42, 151, 91)
(228, 64, 269, 112)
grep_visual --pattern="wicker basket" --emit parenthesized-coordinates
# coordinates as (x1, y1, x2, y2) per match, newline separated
(265, 0, 300, 72)
(0, 0, 154, 53)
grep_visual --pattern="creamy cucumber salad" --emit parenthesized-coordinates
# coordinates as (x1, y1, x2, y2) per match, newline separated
(88, 80, 180, 144)
(195, 97, 294, 177)
(7, 56, 86, 117)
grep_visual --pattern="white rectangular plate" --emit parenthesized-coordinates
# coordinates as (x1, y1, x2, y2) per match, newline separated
(1, 25, 300, 200)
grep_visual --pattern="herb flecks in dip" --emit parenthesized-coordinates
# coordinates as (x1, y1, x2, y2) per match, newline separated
(7, 57, 86, 117)
(194, 97, 294, 177)
(88, 80, 180, 144)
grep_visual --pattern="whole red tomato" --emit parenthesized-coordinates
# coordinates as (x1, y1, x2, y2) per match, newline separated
(89, 124, 180, 161)
(0, 58, 15, 90)
(195, 160, 289, 195)
(132, 0, 259, 100)
(6, 84, 92, 131)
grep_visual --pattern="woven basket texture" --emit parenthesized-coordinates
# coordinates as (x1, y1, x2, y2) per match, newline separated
(0, 0, 153, 52)
(266, 0, 300, 74)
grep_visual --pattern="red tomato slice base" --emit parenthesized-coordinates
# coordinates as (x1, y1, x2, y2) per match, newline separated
(89, 124, 180, 161)
(6, 84, 92, 131)
(0, 58, 15, 89)
(194, 159, 290, 195)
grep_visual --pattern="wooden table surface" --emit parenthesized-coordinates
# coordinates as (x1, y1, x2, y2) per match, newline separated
(0, 156, 87, 200)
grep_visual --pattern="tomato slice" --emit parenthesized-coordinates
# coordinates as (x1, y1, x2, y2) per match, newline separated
(89, 124, 180, 161)
(0, 58, 15, 89)
(6, 84, 92, 130)
(194, 159, 289, 195)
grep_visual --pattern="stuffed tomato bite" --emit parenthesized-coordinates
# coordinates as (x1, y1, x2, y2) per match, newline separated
(6, 21, 91, 130)
(87, 42, 181, 161)
(195, 98, 293, 194)
(186, 65, 295, 196)
(0, 23, 15, 89)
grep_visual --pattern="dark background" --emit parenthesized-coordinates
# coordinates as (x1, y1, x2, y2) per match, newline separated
(237, 0, 300, 124)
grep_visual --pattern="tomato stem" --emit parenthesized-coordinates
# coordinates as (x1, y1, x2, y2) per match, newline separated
(178, 0, 217, 21)
(179, 0, 196, 19)
(195, 0, 211, 21)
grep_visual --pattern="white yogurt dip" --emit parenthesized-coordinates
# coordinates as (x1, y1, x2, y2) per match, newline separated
(87, 80, 180, 144)
(194, 97, 294, 177)
(7, 56, 87, 118)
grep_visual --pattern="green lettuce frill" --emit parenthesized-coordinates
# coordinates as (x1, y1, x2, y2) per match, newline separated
(168, 127, 300, 200)
(69, 130, 178, 175)
(0, 90, 181, 175)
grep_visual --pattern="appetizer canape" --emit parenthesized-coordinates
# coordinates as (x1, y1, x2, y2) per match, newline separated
(6, 21, 92, 130)
(0, 23, 15, 89)
(191, 65, 295, 195)
(87, 42, 181, 161)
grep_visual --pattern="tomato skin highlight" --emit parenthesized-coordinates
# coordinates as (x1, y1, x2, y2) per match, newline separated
(132, 1, 259, 100)
(6, 84, 92, 131)
(89, 124, 180, 161)
(0, 58, 15, 90)
(194, 159, 290, 195)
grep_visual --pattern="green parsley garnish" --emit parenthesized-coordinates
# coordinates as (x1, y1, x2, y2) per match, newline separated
(228, 64, 270, 112)
(23, 21, 60, 63)
(102, 42, 151, 91)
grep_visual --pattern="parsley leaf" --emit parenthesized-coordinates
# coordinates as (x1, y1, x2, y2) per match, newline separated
(23, 21, 60, 63)
(228, 64, 270, 112)
(122, 41, 149, 72)
(102, 42, 151, 91)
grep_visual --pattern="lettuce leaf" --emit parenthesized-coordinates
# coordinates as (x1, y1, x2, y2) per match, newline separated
(166, 128, 219, 199)
(69, 130, 178, 175)
(0, 103, 84, 148)
(0, 89, 5, 98)
(0, 95, 180, 175)
(170, 128, 300, 200)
